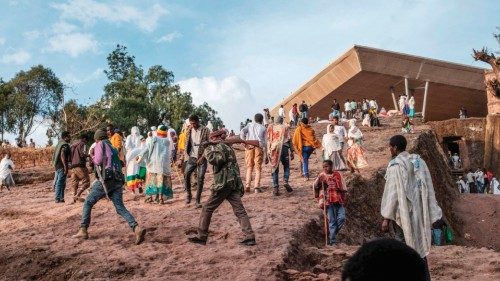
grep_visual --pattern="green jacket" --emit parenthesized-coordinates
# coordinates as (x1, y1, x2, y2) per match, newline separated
(203, 143, 244, 196)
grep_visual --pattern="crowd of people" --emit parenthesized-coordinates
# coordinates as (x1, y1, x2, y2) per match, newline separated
(1, 138, 36, 148)
(1, 94, 497, 281)
(457, 168, 499, 194)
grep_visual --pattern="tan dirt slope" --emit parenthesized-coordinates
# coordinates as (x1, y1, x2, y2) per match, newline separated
(0, 116, 498, 280)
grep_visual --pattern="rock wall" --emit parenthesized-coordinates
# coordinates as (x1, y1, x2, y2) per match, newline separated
(484, 114, 500, 177)
(428, 118, 485, 170)
(0, 147, 54, 169)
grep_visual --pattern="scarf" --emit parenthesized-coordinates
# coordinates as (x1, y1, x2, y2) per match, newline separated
(322, 124, 341, 159)
(348, 119, 363, 140)
(381, 152, 442, 258)
(267, 124, 287, 172)
(293, 123, 321, 160)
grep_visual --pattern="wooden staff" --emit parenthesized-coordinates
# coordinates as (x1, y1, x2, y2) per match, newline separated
(322, 180, 328, 246)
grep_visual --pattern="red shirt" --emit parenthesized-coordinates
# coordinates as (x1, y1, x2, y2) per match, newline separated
(314, 171, 346, 205)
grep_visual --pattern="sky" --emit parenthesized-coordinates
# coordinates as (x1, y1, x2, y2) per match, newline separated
(1, 0, 499, 145)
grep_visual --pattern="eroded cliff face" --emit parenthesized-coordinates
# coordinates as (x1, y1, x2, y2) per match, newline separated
(428, 118, 485, 170)
(337, 129, 461, 245)
(484, 114, 500, 177)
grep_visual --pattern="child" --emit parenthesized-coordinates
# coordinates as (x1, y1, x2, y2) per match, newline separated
(401, 116, 413, 134)
(313, 160, 347, 245)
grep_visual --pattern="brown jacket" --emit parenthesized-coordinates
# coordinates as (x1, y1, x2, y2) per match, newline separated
(184, 125, 210, 160)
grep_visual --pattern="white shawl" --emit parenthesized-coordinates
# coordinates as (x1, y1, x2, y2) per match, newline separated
(322, 124, 341, 159)
(492, 178, 500, 195)
(381, 151, 442, 258)
(348, 119, 363, 140)
(0, 156, 15, 184)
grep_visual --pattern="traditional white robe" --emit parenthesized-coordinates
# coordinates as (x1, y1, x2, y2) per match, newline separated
(0, 156, 15, 186)
(492, 178, 500, 195)
(381, 151, 442, 258)
(456, 179, 469, 193)
(138, 136, 171, 176)
(125, 127, 143, 179)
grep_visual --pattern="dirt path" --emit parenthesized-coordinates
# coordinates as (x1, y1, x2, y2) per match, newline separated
(1, 117, 498, 280)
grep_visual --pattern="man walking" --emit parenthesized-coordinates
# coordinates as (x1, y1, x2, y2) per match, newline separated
(267, 116, 294, 196)
(72, 129, 146, 244)
(240, 113, 267, 193)
(188, 130, 256, 246)
(52, 131, 71, 203)
(70, 134, 90, 203)
(344, 99, 351, 119)
(278, 105, 285, 119)
(184, 115, 210, 208)
(299, 101, 309, 119)
(381, 135, 442, 281)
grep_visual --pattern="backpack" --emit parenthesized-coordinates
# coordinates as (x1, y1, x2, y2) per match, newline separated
(299, 104, 306, 112)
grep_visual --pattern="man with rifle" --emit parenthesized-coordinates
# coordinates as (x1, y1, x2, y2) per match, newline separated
(72, 129, 146, 245)
(188, 130, 257, 246)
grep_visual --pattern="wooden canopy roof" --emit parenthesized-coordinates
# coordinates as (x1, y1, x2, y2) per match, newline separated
(271, 45, 487, 121)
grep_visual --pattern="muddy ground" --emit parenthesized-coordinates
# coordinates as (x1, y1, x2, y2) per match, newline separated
(0, 117, 499, 280)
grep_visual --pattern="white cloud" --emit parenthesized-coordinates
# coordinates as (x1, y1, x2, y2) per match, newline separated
(23, 30, 40, 40)
(46, 32, 98, 57)
(155, 31, 182, 43)
(1, 50, 31, 65)
(52, 21, 77, 34)
(178, 76, 262, 130)
(0, 37, 5, 45)
(52, 0, 168, 32)
(63, 67, 103, 84)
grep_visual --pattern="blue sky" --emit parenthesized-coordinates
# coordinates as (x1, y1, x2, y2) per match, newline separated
(1, 0, 499, 144)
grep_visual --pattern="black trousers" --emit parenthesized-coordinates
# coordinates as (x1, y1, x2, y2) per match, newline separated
(184, 157, 207, 203)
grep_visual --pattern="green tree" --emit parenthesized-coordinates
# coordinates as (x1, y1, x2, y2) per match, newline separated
(0, 79, 13, 141)
(5, 65, 64, 146)
(193, 102, 224, 130)
(50, 99, 107, 141)
(103, 45, 224, 134)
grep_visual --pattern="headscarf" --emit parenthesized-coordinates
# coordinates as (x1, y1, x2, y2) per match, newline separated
(348, 119, 363, 140)
(157, 125, 168, 138)
(167, 128, 177, 152)
(125, 126, 141, 151)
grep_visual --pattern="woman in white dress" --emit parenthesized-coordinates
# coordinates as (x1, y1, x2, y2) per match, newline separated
(322, 124, 347, 171)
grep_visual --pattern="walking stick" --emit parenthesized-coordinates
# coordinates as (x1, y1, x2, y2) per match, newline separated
(172, 164, 184, 188)
(322, 181, 328, 246)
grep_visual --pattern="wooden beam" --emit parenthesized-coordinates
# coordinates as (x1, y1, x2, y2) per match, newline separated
(422, 80, 429, 121)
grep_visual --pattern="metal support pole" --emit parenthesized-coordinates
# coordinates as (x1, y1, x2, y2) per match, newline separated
(390, 86, 398, 111)
(422, 81, 429, 122)
(404, 76, 410, 98)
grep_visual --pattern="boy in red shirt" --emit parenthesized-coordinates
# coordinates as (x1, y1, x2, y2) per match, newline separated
(313, 160, 347, 245)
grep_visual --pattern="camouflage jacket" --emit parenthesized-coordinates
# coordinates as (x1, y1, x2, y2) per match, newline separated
(203, 143, 244, 196)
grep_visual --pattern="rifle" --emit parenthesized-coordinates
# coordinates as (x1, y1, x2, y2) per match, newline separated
(195, 137, 260, 148)
(95, 141, 111, 200)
